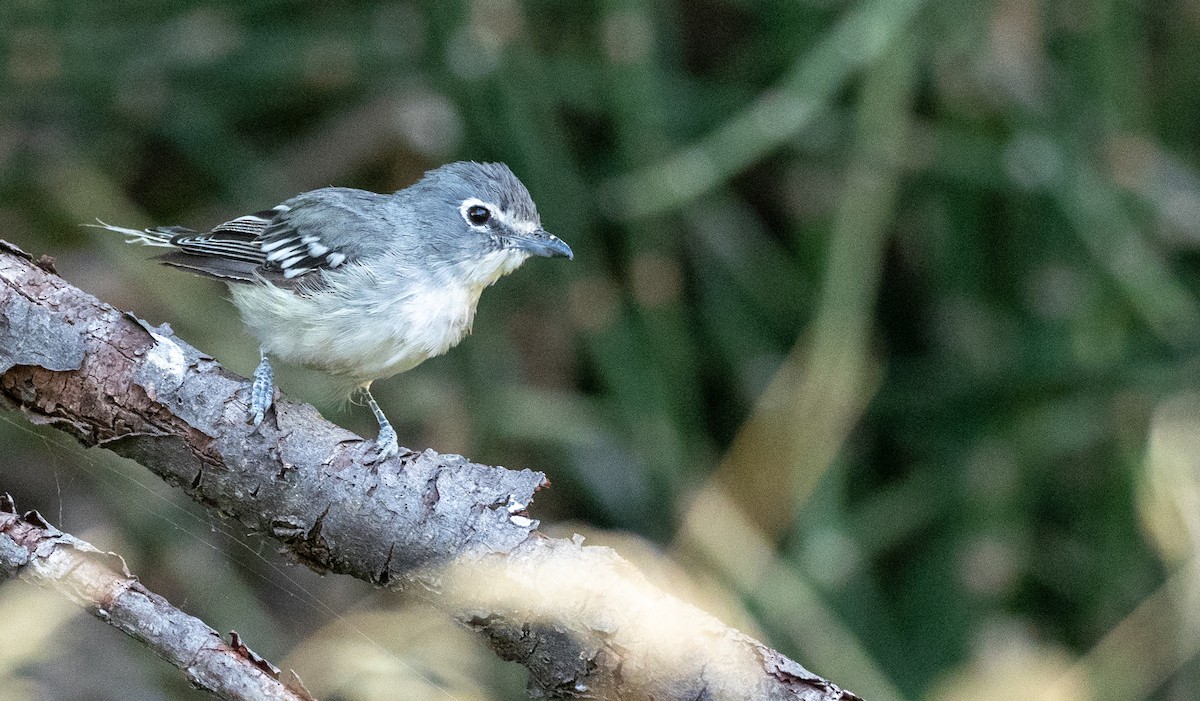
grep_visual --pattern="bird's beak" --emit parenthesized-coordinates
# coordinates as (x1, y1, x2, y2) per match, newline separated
(506, 229, 573, 259)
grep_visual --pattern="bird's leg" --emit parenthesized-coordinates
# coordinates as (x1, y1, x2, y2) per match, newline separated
(249, 348, 274, 426)
(363, 385, 400, 462)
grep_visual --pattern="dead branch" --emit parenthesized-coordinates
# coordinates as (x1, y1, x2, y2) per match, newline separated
(0, 241, 860, 700)
(0, 493, 314, 701)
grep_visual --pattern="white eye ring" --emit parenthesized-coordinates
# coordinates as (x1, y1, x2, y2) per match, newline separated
(460, 198, 495, 228)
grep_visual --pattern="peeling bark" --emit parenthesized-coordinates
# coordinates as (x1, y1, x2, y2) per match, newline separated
(0, 241, 860, 700)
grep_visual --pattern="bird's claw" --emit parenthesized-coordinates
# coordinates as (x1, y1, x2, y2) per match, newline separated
(367, 424, 401, 463)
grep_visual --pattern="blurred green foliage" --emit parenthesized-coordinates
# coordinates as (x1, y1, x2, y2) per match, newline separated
(3, 0, 1200, 699)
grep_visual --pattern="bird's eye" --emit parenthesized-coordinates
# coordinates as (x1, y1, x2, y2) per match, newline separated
(466, 205, 491, 226)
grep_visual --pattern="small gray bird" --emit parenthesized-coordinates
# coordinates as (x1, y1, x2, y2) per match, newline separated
(95, 162, 572, 460)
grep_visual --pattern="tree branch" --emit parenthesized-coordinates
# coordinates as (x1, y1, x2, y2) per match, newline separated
(0, 241, 860, 700)
(0, 493, 314, 701)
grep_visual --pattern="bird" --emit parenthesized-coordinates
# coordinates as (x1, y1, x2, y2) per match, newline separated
(93, 161, 572, 461)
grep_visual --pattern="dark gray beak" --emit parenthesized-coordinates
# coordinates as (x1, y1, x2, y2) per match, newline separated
(507, 229, 573, 259)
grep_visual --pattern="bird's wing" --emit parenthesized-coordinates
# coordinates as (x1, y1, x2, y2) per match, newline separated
(252, 188, 395, 280)
(153, 188, 388, 286)
(256, 203, 354, 279)
(164, 208, 282, 265)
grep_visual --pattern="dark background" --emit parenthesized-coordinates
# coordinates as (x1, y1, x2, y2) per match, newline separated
(2, 0, 1198, 699)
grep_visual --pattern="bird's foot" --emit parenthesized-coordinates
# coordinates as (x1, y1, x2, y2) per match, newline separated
(361, 385, 408, 464)
(249, 354, 274, 427)
(367, 423, 401, 463)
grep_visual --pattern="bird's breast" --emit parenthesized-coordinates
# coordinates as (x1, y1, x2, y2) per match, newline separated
(383, 283, 479, 359)
(230, 276, 482, 384)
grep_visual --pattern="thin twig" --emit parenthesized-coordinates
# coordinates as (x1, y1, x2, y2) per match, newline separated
(0, 494, 314, 701)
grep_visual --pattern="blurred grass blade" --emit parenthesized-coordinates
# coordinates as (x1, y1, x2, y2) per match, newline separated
(1056, 155, 1200, 349)
(602, 0, 925, 219)
(676, 483, 906, 701)
(1047, 560, 1200, 701)
(715, 26, 921, 537)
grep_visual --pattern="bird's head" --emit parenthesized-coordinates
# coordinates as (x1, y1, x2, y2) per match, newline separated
(401, 161, 572, 289)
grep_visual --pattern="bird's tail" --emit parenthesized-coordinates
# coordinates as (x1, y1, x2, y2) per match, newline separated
(86, 220, 181, 248)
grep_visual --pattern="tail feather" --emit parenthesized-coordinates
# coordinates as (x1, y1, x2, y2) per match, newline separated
(87, 220, 179, 248)
(88, 218, 291, 288)
(156, 251, 262, 283)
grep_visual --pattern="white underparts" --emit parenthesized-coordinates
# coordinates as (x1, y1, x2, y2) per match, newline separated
(229, 250, 529, 389)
